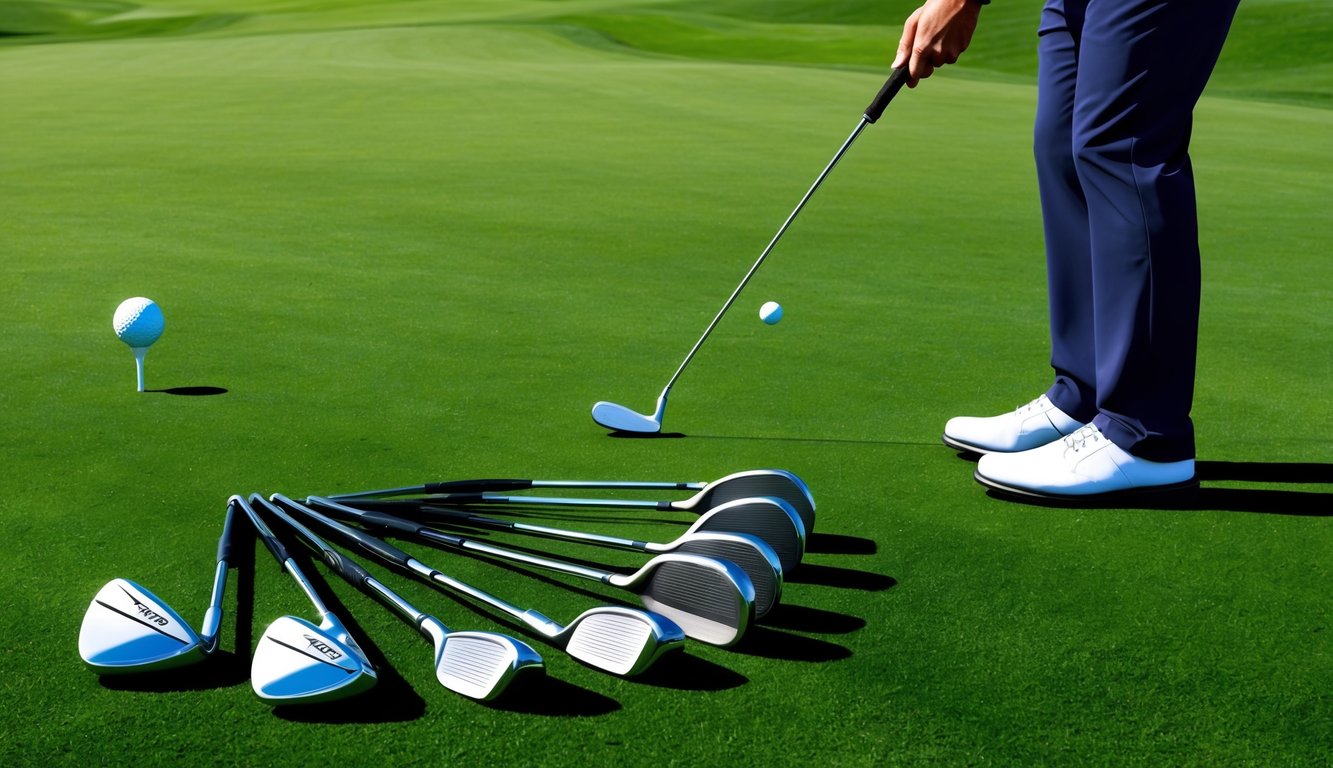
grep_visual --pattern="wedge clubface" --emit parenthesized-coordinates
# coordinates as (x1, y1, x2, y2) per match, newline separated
(339, 499, 784, 618)
(329, 468, 817, 535)
(268, 495, 543, 700)
(591, 68, 910, 434)
(78, 499, 241, 674)
(304, 497, 756, 647)
(236, 495, 377, 705)
(286, 497, 682, 677)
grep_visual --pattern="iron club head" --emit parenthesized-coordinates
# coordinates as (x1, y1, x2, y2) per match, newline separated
(251, 614, 377, 705)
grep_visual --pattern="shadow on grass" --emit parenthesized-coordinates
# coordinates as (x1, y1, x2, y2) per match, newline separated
(97, 649, 251, 692)
(786, 563, 896, 592)
(761, 603, 866, 634)
(728, 626, 852, 663)
(632, 651, 748, 691)
(807, 532, 877, 555)
(476, 672, 620, 716)
(607, 431, 686, 439)
(147, 386, 228, 396)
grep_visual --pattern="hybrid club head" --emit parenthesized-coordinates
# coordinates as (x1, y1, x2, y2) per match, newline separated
(612, 552, 755, 647)
(418, 617, 543, 701)
(525, 605, 685, 677)
(251, 614, 377, 705)
(78, 578, 207, 674)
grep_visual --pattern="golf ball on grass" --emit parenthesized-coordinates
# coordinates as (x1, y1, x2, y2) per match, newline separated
(113, 297, 164, 348)
(759, 301, 783, 325)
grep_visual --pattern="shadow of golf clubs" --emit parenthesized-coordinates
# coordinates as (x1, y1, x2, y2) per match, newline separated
(728, 626, 852, 663)
(760, 604, 866, 635)
(606, 431, 686, 439)
(785, 563, 897, 592)
(806, 532, 877, 555)
(146, 386, 228, 396)
(96, 649, 252, 692)
(479, 672, 621, 716)
(630, 651, 748, 691)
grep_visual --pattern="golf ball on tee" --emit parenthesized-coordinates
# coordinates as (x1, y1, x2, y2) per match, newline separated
(113, 297, 165, 348)
(759, 301, 783, 325)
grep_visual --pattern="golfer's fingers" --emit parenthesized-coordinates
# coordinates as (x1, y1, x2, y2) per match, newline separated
(893, 10, 923, 86)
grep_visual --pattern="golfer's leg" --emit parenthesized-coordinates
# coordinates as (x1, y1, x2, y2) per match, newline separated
(1072, 0, 1240, 461)
(1034, 0, 1097, 423)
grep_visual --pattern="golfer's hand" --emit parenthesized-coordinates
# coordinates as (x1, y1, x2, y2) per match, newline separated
(892, 0, 982, 87)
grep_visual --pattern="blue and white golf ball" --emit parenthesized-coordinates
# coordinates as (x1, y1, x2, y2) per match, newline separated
(113, 297, 165, 348)
(759, 301, 783, 325)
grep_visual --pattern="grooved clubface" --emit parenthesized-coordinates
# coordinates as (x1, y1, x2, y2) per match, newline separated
(673, 534, 782, 618)
(563, 608, 685, 676)
(693, 498, 805, 573)
(637, 558, 753, 647)
(591, 402, 660, 433)
(433, 629, 542, 701)
(252, 616, 376, 704)
(78, 579, 205, 673)
(698, 470, 816, 534)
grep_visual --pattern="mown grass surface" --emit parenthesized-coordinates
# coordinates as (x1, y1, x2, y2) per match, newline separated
(1, 1, 1329, 765)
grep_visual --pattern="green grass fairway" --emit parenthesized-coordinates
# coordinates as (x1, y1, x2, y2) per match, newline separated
(2, 1, 1329, 765)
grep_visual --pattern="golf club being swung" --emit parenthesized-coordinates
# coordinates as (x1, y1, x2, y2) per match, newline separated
(276, 496, 683, 677)
(78, 499, 241, 674)
(262, 496, 543, 701)
(591, 67, 910, 434)
(303, 496, 756, 647)
(235, 495, 378, 705)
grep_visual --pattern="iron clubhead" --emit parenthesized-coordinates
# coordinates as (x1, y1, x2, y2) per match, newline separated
(419, 617, 543, 701)
(558, 606, 685, 676)
(251, 615, 376, 705)
(79, 578, 207, 674)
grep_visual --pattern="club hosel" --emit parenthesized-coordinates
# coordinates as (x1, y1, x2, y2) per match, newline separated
(198, 560, 229, 648)
(652, 389, 669, 422)
(518, 609, 563, 637)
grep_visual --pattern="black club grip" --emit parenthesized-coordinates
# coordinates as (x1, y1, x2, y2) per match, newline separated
(864, 66, 910, 124)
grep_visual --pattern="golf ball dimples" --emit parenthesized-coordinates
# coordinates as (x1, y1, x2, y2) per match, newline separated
(113, 297, 164, 347)
(759, 301, 783, 325)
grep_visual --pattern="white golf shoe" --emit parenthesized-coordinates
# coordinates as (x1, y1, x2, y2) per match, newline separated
(974, 424, 1197, 500)
(942, 395, 1082, 454)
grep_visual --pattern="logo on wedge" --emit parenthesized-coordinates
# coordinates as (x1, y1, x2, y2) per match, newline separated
(122, 585, 171, 627)
(303, 634, 344, 662)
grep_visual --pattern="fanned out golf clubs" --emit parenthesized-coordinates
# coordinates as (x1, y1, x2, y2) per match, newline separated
(272, 495, 685, 677)
(256, 496, 543, 701)
(302, 496, 757, 648)
(330, 468, 817, 536)
(78, 468, 819, 706)
(78, 499, 241, 674)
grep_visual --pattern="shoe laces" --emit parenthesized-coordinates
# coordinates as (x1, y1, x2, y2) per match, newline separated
(1014, 396, 1048, 415)
(1062, 425, 1103, 455)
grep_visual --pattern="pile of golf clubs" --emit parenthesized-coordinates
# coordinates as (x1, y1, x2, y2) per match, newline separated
(79, 469, 815, 707)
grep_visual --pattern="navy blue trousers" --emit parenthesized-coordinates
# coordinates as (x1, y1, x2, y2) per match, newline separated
(1035, 0, 1239, 462)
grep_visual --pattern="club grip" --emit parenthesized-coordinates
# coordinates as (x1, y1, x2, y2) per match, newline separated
(309, 497, 426, 537)
(292, 500, 418, 568)
(218, 498, 240, 563)
(423, 479, 534, 493)
(864, 66, 910, 124)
